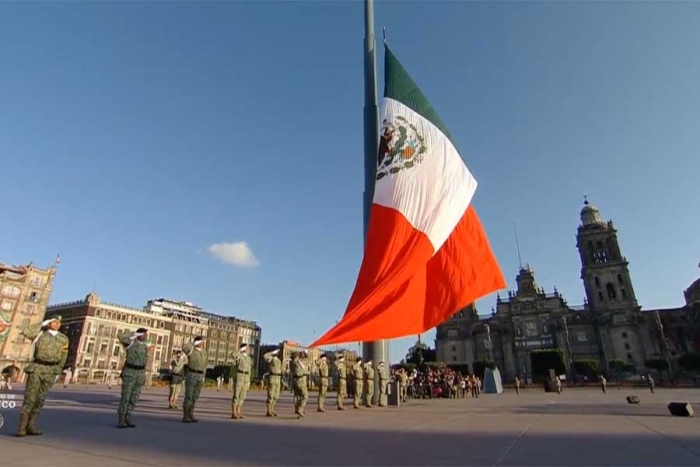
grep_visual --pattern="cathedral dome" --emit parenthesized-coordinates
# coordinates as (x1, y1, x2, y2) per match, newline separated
(580, 198, 605, 226)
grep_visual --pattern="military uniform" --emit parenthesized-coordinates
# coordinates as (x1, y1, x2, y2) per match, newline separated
(117, 327, 149, 428)
(378, 362, 388, 407)
(335, 356, 347, 410)
(168, 350, 187, 409)
(182, 336, 207, 423)
(317, 355, 329, 412)
(363, 360, 375, 407)
(16, 316, 69, 437)
(352, 359, 364, 409)
(231, 343, 252, 419)
(291, 354, 308, 418)
(264, 349, 282, 417)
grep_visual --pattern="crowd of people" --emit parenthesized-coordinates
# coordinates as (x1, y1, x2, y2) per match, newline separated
(398, 365, 482, 399)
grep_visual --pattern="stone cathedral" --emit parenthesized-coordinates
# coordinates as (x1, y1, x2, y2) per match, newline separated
(435, 199, 700, 383)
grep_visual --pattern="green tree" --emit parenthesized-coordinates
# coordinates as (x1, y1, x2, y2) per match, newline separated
(447, 363, 470, 375)
(530, 349, 566, 381)
(405, 341, 436, 366)
(573, 359, 600, 380)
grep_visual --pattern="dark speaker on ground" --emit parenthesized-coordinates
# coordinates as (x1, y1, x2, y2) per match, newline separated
(626, 395, 640, 404)
(668, 402, 694, 417)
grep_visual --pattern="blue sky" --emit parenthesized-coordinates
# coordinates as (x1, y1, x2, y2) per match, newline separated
(2, 2, 699, 363)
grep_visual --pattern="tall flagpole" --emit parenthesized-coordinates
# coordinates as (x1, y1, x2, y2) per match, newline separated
(363, 0, 389, 406)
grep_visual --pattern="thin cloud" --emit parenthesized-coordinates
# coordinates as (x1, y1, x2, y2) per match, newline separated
(207, 241, 260, 268)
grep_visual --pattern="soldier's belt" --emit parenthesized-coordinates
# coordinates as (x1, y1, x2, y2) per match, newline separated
(270, 373, 282, 376)
(124, 363, 145, 370)
(34, 358, 59, 366)
(320, 376, 329, 379)
(237, 370, 249, 374)
(187, 369, 204, 374)
(293, 375, 305, 379)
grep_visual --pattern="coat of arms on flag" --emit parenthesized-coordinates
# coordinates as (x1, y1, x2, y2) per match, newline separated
(377, 116, 427, 180)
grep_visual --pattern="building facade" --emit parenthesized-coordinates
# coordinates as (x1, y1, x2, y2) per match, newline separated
(436, 200, 700, 383)
(45, 293, 172, 384)
(0, 261, 57, 378)
(45, 294, 262, 383)
(202, 311, 262, 377)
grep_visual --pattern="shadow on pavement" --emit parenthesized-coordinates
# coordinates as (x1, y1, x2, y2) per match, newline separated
(1, 404, 700, 466)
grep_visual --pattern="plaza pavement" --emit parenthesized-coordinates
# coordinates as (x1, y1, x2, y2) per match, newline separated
(1, 384, 700, 466)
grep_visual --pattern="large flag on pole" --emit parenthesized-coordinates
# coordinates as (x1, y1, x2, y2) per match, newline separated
(311, 44, 506, 347)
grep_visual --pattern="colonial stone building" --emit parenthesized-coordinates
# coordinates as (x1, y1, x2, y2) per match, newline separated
(0, 261, 58, 378)
(46, 293, 262, 383)
(45, 293, 173, 384)
(436, 200, 700, 383)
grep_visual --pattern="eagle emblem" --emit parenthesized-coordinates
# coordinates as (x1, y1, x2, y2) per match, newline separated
(376, 116, 427, 181)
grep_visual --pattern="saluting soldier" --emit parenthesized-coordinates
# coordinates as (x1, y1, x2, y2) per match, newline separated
(168, 349, 187, 409)
(16, 315, 69, 437)
(352, 357, 364, 409)
(378, 361, 388, 407)
(364, 360, 375, 407)
(291, 352, 309, 418)
(335, 355, 347, 410)
(317, 354, 329, 412)
(263, 348, 282, 417)
(117, 327, 149, 428)
(231, 342, 252, 420)
(182, 336, 207, 423)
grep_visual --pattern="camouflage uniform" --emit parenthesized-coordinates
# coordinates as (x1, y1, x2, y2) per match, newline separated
(117, 328, 149, 428)
(168, 351, 187, 409)
(16, 316, 69, 437)
(317, 355, 329, 412)
(182, 337, 207, 423)
(378, 362, 388, 407)
(291, 355, 308, 418)
(264, 349, 282, 417)
(363, 361, 375, 407)
(335, 357, 347, 410)
(352, 359, 364, 409)
(231, 343, 252, 419)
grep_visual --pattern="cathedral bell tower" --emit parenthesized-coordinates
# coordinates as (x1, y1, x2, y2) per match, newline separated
(575, 197, 638, 312)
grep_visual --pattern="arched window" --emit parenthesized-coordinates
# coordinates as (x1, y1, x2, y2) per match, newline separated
(621, 289, 628, 300)
(617, 274, 624, 285)
(594, 277, 600, 288)
(606, 283, 617, 301)
(598, 291, 604, 301)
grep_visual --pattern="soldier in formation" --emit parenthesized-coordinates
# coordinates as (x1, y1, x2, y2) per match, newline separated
(182, 335, 207, 423)
(364, 360, 375, 407)
(16, 315, 69, 437)
(352, 357, 364, 409)
(231, 342, 252, 420)
(263, 347, 282, 416)
(335, 355, 347, 410)
(396, 367, 409, 402)
(378, 361, 388, 407)
(168, 349, 187, 409)
(117, 327, 149, 428)
(317, 353, 329, 412)
(291, 351, 309, 418)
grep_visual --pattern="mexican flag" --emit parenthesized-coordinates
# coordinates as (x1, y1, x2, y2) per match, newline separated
(312, 44, 506, 346)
